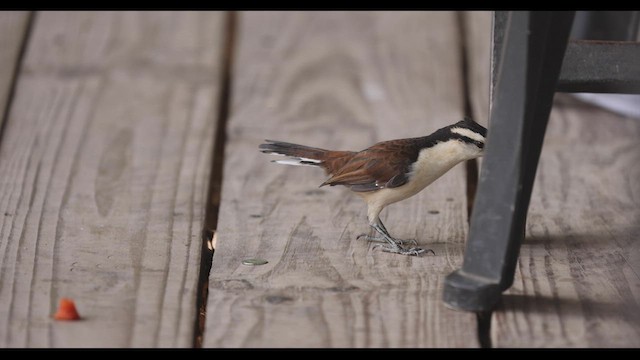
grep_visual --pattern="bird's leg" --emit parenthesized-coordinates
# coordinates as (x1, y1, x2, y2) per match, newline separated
(357, 218, 418, 246)
(356, 233, 385, 243)
(368, 219, 434, 256)
(357, 231, 417, 246)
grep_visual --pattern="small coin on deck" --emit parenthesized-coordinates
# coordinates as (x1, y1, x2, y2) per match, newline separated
(242, 258, 269, 266)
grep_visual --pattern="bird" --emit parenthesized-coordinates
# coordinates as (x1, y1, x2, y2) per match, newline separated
(259, 117, 487, 256)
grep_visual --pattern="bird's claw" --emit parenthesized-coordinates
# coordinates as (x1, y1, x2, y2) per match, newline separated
(372, 244, 435, 256)
(357, 233, 418, 246)
(356, 233, 375, 241)
(399, 238, 419, 246)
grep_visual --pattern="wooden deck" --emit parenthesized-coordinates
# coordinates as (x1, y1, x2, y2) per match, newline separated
(0, 11, 638, 348)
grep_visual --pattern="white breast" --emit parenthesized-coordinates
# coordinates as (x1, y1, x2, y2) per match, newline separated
(359, 140, 475, 222)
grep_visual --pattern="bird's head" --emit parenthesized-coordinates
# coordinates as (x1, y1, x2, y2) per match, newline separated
(447, 117, 487, 160)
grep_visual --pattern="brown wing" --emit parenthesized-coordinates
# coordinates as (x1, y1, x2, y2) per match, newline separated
(319, 150, 358, 175)
(320, 138, 419, 192)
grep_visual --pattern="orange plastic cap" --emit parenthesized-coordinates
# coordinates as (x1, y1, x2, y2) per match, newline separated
(53, 298, 81, 321)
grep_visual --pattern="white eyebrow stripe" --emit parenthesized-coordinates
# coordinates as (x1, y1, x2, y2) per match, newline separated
(451, 127, 485, 142)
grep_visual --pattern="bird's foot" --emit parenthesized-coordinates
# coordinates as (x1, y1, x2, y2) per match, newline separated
(357, 233, 418, 246)
(372, 244, 435, 256)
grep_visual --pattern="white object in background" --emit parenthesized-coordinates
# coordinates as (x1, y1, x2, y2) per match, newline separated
(573, 93, 640, 119)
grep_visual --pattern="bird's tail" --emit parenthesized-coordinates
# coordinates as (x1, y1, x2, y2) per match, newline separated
(259, 140, 355, 173)
(259, 140, 329, 167)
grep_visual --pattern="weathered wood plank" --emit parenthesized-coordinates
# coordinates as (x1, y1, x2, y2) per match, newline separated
(0, 11, 30, 131)
(0, 11, 225, 347)
(461, 11, 491, 124)
(203, 11, 478, 348)
(491, 97, 640, 347)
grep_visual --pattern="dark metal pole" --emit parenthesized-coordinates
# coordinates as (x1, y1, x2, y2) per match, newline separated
(444, 11, 575, 312)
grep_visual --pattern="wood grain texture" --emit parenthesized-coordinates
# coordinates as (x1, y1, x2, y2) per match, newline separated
(0, 12, 30, 129)
(203, 11, 478, 348)
(0, 11, 224, 347)
(492, 97, 640, 347)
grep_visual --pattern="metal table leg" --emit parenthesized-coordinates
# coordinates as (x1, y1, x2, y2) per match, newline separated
(443, 11, 576, 312)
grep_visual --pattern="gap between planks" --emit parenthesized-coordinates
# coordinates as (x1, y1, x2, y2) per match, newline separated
(193, 11, 237, 348)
